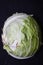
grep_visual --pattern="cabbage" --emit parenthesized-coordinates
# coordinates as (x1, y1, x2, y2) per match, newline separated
(2, 13, 41, 59)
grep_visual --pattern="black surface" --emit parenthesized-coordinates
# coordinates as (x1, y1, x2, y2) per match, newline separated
(0, 0, 43, 65)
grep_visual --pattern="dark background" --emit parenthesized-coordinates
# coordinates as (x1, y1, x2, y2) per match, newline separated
(0, 0, 43, 65)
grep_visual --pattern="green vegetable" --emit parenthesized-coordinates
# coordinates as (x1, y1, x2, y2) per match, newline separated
(2, 13, 41, 59)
